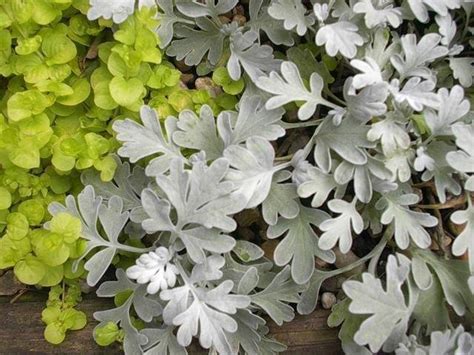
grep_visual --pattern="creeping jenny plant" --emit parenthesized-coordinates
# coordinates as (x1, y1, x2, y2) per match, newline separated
(0, 0, 473, 354)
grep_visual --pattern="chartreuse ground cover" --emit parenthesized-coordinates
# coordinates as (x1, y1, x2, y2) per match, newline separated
(0, 0, 473, 353)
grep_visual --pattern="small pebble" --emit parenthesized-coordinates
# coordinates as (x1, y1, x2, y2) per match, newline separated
(321, 292, 337, 310)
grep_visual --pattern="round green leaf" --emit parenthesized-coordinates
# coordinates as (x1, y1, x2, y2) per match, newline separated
(109, 76, 144, 107)
(14, 254, 46, 285)
(38, 264, 64, 287)
(94, 322, 120, 346)
(34, 232, 70, 266)
(56, 78, 91, 106)
(0, 187, 12, 210)
(44, 322, 66, 344)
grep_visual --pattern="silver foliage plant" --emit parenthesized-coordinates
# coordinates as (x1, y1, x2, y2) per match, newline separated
(60, 0, 474, 354)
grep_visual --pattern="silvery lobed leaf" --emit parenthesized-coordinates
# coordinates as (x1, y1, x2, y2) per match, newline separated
(113, 106, 185, 176)
(353, 0, 402, 28)
(256, 61, 337, 121)
(167, 18, 236, 66)
(377, 193, 438, 249)
(315, 21, 364, 59)
(173, 96, 284, 157)
(223, 137, 280, 209)
(384, 148, 415, 183)
(413, 249, 474, 316)
(390, 33, 448, 79)
(286, 47, 334, 87)
(250, 266, 304, 325)
(94, 269, 161, 354)
(364, 27, 400, 70)
(81, 155, 148, 211)
(172, 105, 224, 160)
(161, 276, 250, 354)
(267, 0, 314, 36)
(327, 298, 370, 355)
(349, 57, 385, 93)
(297, 268, 335, 315)
(334, 157, 393, 203)
(450, 201, 474, 281)
(446, 123, 474, 191)
(48, 186, 149, 286)
(156, 158, 244, 231)
(261, 171, 300, 226)
(424, 85, 470, 136)
(313, 117, 375, 172)
(344, 80, 388, 124)
(141, 326, 187, 355)
(221, 253, 273, 292)
(397, 325, 474, 355)
(140, 162, 242, 263)
(228, 30, 282, 82)
(342, 254, 413, 353)
(407, 0, 461, 23)
(226, 309, 265, 354)
(415, 141, 461, 203)
(435, 13, 457, 47)
(319, 198, 364, 254)
(449, 57, 474, 88)
(429, 326, 474, 354)
(218, 95, 285, 147)
(126, 247, 179, 295)
(367, 113, 410, 155)
(389, 77, 440, 111)
(87, 0, 135, 24)
(156, 0, 191, 48)
(248, 0, 294, 46)
(176, 0, 238, 18)
(313, 3, 329, 22)
(267, 205, 334, 284)
(227, 309, 287, 355)
(293, 157, 346, 208)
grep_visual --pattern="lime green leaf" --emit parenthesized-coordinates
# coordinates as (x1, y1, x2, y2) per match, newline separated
(14, 254, 47, 285)
(34, 232, 70, 266)
(42, 32, 77, 65)
(50, 212, 82, 243)
(109, 76, 144, 107)
(38, 264, 64, 286)
(93, 81, 119, 110)
(0, 187, 12, 210)
(52, 147, 76, 172)
(0, 235, 31, 268)
(62, 308, 87, 330)
(18, 199, 45, 225)
(147, 65, 180, 89)
(169, 91, 193, 112)
(67, 239, 87, 259)
(42, 306, 61, 324)
(16, 35, 42, 56)
(7, 90, 52, 122)
(56, 78, 91, 106)
(6, 212, 30, 240)
(212, 67, 244, 95)
(44, 322, 66, 344)
(94, 155, 117, 181)
(8, 146, 41, 169)
(32, 0, 61, 25)
(107, 52, 129, 77)
(64, 259, 85, 278)
(85, 133, 110, 158)
(94, 322, 121, 346)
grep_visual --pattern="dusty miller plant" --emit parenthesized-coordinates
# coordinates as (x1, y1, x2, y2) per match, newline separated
(50, 0, 474, 353)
